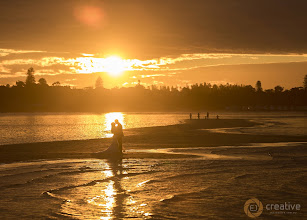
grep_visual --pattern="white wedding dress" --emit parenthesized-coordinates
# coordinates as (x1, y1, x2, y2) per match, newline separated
(106, 137, 120, 153)
(97, 135, 121, 158)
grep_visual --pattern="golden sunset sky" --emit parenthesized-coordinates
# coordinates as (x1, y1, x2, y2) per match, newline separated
(1, 0, 307, 89)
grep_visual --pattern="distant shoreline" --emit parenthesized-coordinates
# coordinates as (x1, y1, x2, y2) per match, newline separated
(1, 109, 307, 114)
(0, 119, 306, 163)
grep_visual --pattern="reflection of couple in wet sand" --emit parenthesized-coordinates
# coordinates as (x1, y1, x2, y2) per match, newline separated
(100, 119, 124, 158)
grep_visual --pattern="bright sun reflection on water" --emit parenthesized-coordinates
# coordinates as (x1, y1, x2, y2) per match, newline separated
(104, 112, 125, 138)
(86, 163, 117, 220)
(101, 180, 115, 220)
(56, 159, 154, 219)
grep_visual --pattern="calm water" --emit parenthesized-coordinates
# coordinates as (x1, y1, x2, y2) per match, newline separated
(0, 112, 188, 145)
(0, 112, 306, 145)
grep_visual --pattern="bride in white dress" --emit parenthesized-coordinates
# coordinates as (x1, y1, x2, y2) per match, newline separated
(99, 122, 121, 157)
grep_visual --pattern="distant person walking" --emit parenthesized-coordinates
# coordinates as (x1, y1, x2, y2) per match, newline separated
(216, 115, 219, 119)
(207, 112, 209, 119)
(197, 113, 200, 119)
(190, 113, 192, 120)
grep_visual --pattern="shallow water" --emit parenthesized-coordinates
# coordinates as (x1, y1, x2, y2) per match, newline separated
(0, 143, 306, 219)
(0, 112, 188, 145)
(0, 111, 306, 145)
(207, 116, 307, 136)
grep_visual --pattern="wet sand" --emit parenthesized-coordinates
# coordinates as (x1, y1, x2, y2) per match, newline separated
(1, 119, 306, 219)
(0, 119, 306, 163)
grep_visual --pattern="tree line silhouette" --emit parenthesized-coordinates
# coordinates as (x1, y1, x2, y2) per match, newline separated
(0, 68, 306, 112)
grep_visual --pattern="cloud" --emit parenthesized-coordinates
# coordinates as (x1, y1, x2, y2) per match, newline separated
(159, 54, 234, 65)
(1, 51, 307, 81)
(61, 57, 161, 73)
(0, 65, 11, 74)
(1, 47, 307, 89)
(139, 74, 166, 78)
(1, 57, 67, 67)
(81, 53, 95, 57)
(0, 48, 45, 57)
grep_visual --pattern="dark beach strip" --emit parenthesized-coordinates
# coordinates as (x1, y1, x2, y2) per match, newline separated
(0, 119, 306, 163)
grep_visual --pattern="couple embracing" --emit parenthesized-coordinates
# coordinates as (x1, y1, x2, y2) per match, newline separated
(98, 119, 124, 158)
(111, 119, 124, 154)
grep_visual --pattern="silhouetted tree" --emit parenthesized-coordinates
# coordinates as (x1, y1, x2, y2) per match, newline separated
(135, 80, 145, 89)
(274, 85, 284, 93)
(304, 74, 307, 89)
(0, 69, 306, 112)
(52, 81, 61, 86)
(38, 78, 48, 86)
(16, 80, 25, 88)
(255, 80, 262, 92)
(95, 76, 103, 89)
(25, 67, 36, 86)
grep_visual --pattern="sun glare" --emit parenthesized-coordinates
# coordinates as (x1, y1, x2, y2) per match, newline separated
(105, 112, 125, 130)
(104, 56, 126, 76)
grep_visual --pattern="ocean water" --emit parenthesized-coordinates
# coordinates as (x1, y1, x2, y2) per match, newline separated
(0, 144, 306, 219)
(0, 111, 306, 145)
(0, 112, 188, 146)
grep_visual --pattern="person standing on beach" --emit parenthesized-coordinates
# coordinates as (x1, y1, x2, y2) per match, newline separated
(207, 112, 209, 119)
(197, 113, 200, 119)
(190, 113, 192, 120)
(114, 119, 124, 153)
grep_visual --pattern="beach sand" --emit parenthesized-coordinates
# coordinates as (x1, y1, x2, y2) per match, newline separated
(0, 119, 306, 219)
(0, 119, 306, 163)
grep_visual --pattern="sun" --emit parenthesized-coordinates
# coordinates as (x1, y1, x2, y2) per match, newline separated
(103, 55, 126, 76)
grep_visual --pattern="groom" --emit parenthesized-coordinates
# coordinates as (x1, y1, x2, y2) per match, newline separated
(114, 119, 124, 153)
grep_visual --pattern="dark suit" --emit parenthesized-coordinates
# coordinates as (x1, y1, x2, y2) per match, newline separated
(115, 123, 124, 153)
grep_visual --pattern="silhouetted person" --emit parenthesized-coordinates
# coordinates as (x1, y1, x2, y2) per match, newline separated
(197, 113, 200, 119)
(216, 115, 219, 119)
(114, 119, 124, 153)
(207, 112, 209, 119)
(111, 122, 116, 134)
(190, 113, 192, 120)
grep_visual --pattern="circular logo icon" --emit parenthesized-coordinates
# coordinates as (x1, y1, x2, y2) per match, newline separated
(244, 198, 263, 218)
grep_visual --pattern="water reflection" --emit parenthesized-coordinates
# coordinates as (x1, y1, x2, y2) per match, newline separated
(0, 112, 190, 145)
(87, 159, 152, 219)
(0, 158, 155, 219)
(105, 159, 125, 219)
(84, 159, 125, 219)
(80, 114, 106, 139)
(105, 112, 125, 130)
